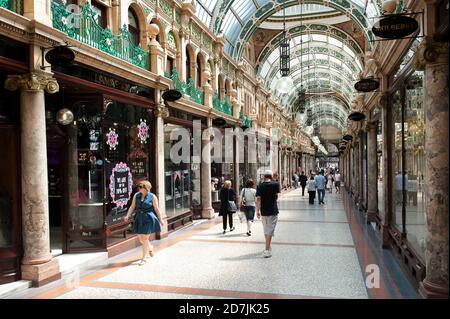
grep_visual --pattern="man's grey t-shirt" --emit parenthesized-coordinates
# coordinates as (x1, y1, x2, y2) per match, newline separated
(256, 181, 280, 216)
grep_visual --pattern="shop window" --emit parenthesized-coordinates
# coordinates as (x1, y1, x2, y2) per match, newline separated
(166, 56, 174, 77)
(392, 90, 404, 232)
(186, 50, 191, 83)
(128, 8, 140, 46)
(391, 70, 426, 260)
(377, 121, 385, 221)
(164, 123, 201, 218)
(91, 0, 107, 29)
(404, 71, 426, 258)
(196, 55, 202, 88)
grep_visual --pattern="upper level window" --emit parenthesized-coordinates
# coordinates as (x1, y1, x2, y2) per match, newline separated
(91, 0, 107, 29)
(128, 8, 140, 46)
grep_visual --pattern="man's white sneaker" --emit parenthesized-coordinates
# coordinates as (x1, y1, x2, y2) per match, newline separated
(263, 250, 272, 258)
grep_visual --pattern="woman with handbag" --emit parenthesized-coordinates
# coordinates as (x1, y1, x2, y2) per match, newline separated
(124, 181, 165, 265)
(240, 179, 257, 236)
(219, 180, 237, 234)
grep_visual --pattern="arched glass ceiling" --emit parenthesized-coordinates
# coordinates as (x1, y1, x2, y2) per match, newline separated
(202, 0, 380, 58)
(195, 0, 380, 58)
(260, 33, 363, 80)
(263, 40, 363, 104)
(272, 4, 335, 16)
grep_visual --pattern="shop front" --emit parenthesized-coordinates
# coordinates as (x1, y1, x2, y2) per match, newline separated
(388, 63, 426, 281)
(0, 35, 28, 284)
(163, 109, 205, 229)
(44, 63, 156, 255)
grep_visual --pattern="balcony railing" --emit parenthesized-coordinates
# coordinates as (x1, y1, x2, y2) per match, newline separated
(0, 0, 23, 14)
(164, 69, 205, 105)
(213, 93, 233, 116)
(51, 1, 149, 70)
(239, 113, 252, 128)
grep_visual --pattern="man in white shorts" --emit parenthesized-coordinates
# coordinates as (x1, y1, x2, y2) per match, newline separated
(256, 170, 280, 258)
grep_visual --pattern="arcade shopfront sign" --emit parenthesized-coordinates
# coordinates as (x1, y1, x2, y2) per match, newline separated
(372, 14, 419, 39)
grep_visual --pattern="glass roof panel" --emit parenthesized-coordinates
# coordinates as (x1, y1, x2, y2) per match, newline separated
(232, 1, 257, 21)
(206, 0, 379, 58)
(272, 4, 335, 16)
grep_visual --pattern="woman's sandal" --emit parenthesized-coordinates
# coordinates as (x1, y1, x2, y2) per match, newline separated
(149, 248, 155, 257)
(138, 259, 147, 266)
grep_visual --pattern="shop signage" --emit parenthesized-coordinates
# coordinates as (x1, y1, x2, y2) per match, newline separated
(354, 78, 379, 92)
(162, 89, 182, 102)
(372, 15, 419, 39)
(348, 111, 366, 121)
(45, 46, 75, 66)
(130, 158, 147, 177)
(109, 162, 133, 208)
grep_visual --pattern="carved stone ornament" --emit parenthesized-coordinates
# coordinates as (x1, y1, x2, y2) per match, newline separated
(377, 93, 388, 108)
(413, 39, 449, 70)
(4, 72, 59, 94)
(155, 104, 169, 118)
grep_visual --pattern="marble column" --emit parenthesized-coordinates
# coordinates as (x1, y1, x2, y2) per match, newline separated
(201, 118, 214, 218)
(154, 103, 169, 238)
(380, 93, 393, 248)
(4, 72, 60, 286)
(358, 132, 365, 209)
(416, 41, 449, 299)
(366, 122, 378, 222)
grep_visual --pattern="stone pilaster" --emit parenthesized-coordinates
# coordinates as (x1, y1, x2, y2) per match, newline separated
(379, 92, 392, 248)
(358, 131, 365, 209)
(4, 71, 60, 286)
(201, 118, 214, 219)
(366, 122, 378, 222)
(203, 82, 214, 109)
(149, 38, 166, 76)
(154, 103, 169, 238)
(417, 40, 449, 299)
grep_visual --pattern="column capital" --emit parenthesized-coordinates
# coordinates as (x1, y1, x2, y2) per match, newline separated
(155, 104, 170, 118)
(4, 72, 59, 94)
(366, 121, 378, 132)
(377, 93, 389, 109)
(413, 39, 449, 69)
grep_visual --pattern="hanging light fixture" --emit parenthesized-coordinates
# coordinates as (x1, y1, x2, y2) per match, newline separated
(275, 5, 293, 94)
(56, 86, 74, 125)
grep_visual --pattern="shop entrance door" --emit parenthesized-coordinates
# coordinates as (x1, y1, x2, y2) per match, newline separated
(47, 125, 66, 255)
(0, 127, 22, 284)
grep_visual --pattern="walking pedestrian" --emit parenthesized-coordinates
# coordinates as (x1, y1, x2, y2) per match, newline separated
(256, 170, 280, 258)
(124, 181, 164, 265)
(307, 175, 316, 204)
(219, 180, 237, 234)
(299, 171, 308, 196)
(314, 170, 326, 204)
(334, 170, 341, 193)
(240, 179, 257, 236)
(326, 173, 333, 194)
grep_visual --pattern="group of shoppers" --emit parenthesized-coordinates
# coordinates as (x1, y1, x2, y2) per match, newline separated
(305, 169, 342, 205)
(120, 169, 281, 265)
(219, 170, 280, 258)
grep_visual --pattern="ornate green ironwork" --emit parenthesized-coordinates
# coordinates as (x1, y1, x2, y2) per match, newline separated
(51, 1, 149, 70)
(165, 69, 204, 105)
(213, 93, 233, 116)
(239, 112, 252, 128)
(1, 0, 23, 14)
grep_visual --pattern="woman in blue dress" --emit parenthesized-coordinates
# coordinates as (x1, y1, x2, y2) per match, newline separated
(124, 181, 164, 265)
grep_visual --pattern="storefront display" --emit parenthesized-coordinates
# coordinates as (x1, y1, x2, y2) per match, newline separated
(377, 121, 385, 221)
(164, 123, 201, 220)
(391, 70, 426, 260)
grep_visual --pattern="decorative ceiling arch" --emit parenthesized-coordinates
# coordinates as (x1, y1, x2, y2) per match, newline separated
(257, 23, 364, 68)
(206, 0, 379, 60)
